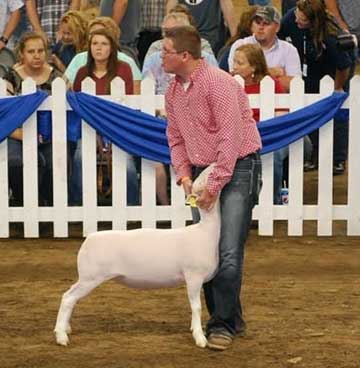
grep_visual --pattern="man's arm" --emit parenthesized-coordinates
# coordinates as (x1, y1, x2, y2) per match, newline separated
(0, 8, 21, 50)
(111, 0, 128, 25)
(324, 0, 348, 31)
(70, 0, 81, 10)
(220, 0, 237, 37)
(166, 0, 178, 13)
(25, 0, 43, 33)
(334, 67, 350, 91)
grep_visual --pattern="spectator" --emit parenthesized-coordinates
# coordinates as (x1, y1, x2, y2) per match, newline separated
(218, 5, 259, 72)
(143, 12, 218, 95)
(145, 5, 215, 59)
(166, 0, 237, 56)
(228, 6, 301, 92)
(4, 31, 64, 206)
(64, 17, 141, 94)
(71, 28, 139, 205)
(0, 0, 23, 50)
(278, 0, 353, 174)
(52, 10, 88, 72)
(232, 43, 287, 204)
(24, 0, 81, 47)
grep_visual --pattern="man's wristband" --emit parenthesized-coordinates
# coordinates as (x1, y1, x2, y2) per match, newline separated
(181, 176, 191, 184)
(0, 36, 9, 45)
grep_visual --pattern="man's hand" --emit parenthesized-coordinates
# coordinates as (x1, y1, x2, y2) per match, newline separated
(182, 177, 193, 196)
(268, 67, 285, 78)
(196, 188, 217, 211)
(0, 40, 6, 51)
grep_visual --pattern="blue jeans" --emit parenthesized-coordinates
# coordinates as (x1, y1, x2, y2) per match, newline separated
(192, 153, 262, 336)
(68, 140, 139, 205)
(8, 138, 53, 205)
(248, 0, 271, 5)
(274, 147, 288, 204)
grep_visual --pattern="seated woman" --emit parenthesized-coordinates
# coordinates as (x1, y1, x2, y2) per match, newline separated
(71, 27, 139, 205)
(65, 17, 142, 94)
(4, 31, 64, 206)
(52, 10, 88, 73)
(232, 43, 287, 204)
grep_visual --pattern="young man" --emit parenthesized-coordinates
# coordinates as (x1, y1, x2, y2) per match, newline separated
(164, 25, 262, 351)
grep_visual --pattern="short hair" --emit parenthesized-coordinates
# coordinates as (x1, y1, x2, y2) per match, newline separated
(168, 4, 197, 28)
(88, 16, 121, 41)
(235, 44, 269, 83)
(164, 26, 201, 59)
(162, 12, 190, 28)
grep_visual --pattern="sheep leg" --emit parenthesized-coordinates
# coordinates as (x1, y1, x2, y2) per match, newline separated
(54, 279, 102, 346)
(185, 273, 207, 348)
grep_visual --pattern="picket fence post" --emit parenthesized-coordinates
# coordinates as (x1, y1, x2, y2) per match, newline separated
(347, 75, 360, 235)
(0, 79, 9, 237)
(22, 78, 39, 237)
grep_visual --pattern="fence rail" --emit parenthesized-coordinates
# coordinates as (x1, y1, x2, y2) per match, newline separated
(1, 75, 359, 238)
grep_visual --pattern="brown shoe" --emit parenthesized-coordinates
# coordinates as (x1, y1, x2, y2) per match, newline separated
(207, 332, 233, 351)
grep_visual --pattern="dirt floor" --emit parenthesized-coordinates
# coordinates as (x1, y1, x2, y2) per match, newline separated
(0, 169, 359, 368)
(0, 233, 359, 368)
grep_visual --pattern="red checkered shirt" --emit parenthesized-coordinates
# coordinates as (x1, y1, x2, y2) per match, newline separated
(165, 59, 262, 195)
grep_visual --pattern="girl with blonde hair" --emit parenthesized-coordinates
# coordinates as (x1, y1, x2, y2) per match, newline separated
(52, 11, 89, 72)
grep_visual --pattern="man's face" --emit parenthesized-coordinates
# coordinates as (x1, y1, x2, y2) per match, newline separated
(161, 38, 183, 74)
(252, 17, 279, 46)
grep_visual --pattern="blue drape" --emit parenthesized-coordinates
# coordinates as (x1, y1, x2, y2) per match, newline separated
(0, 90, 47, 141)
(66, 92, 171, 163)
(257, 91, 348, 154)
(0, 90, 349, 163)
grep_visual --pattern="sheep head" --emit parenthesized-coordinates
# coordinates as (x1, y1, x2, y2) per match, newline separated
(186, 163, 216, 207)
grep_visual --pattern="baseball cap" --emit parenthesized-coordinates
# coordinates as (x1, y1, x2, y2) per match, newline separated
(254, 6, 281, 24)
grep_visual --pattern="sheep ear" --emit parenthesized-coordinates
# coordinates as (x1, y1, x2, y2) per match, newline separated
(186, 194, 198, 208)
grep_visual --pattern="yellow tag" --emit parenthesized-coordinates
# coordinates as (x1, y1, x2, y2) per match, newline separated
(186, 194, 198, 208)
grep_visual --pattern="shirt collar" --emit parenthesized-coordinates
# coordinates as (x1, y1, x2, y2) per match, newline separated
(174, 58, 206, 86)
(252, 34, 280, 53)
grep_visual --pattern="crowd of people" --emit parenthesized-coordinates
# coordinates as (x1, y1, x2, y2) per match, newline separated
(0, 0, 358, 352)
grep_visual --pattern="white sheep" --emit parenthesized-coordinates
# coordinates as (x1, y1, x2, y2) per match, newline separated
(54, 164, 220, 348)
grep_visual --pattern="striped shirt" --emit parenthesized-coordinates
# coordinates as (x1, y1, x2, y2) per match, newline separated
(141, 0, 165, 30)
(166, 59, 262, 195)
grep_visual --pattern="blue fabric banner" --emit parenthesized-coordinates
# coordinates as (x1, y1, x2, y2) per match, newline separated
(66, 91, 171, 163)
(257, 91, 348, 154)
(0, 90, 47, 141)
(0, 90, 349, 163)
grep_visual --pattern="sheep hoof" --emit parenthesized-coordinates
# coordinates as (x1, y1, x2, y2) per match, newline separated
(55, 331, 70, 346)
(194, 334, 207, 348)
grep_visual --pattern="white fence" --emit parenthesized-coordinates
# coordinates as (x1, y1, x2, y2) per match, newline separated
(0, 75, 360, 238)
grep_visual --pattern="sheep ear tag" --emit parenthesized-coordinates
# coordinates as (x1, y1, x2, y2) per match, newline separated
(186, 194, 198, 208)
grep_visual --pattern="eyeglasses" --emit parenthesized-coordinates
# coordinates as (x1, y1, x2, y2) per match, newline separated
(161, 48, 183, 56)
